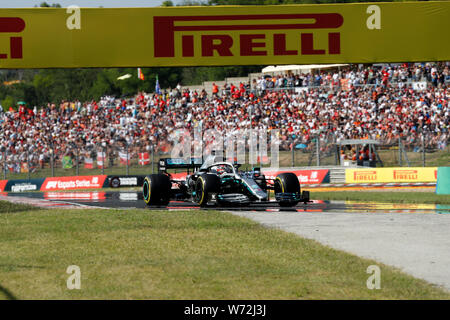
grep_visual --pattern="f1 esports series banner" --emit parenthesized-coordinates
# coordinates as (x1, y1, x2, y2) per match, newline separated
(40, 175, 108, 191)
(346, 167, 437, 184)
(0, 1, 449, 68)
(0, 175, 144, 192)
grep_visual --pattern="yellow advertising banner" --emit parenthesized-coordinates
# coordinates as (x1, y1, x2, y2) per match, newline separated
(346, 167, 438, 183)
(0, 1, 449, 68)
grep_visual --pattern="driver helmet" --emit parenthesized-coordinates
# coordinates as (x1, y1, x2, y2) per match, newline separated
(216, 165, 226, 175)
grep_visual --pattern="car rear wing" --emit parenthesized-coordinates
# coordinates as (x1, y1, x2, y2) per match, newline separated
(158, 158, 203, 173)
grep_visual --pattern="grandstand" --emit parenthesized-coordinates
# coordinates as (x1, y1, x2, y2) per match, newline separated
(0, 62, 448, 176)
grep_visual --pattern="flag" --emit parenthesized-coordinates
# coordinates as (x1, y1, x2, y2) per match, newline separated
(155, 75, 161, 94)
(62, 156, 73, 169)
(117, 74, 132, 80)
(138, 152, 150, 166)
(138, 68, 144, 81)
(119, 151, 131, 165)
(84, 157, 93, 169)
(97, 151, 106, 169)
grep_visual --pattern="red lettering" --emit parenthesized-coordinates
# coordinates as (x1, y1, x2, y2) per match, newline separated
(0, 17, 25, 33)
(274, 34, 297, 55)
(240, 34, 266, 56)
(154, 14, 343, 58)
(201, 35, 233, 56)
(328, 32, 340, 54)
(301, 33, 325, 55)
(182, 35, 194, 57)
(10, 37, 22, 59)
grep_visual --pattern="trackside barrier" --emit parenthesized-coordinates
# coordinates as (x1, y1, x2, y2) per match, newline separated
(436, 167, 450, 195)
(0, 175, 147, 192)
(40, 175, 108, 191)
(1, 167, 443, 193)
(0, 170, 330, 192)
(345, 167, 437, 184)
(4, 178, 45, 192)
(106, 176, 146, 188)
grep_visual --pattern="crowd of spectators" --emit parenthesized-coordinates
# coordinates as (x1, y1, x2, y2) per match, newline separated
(252, 62, 449, 91)
(0, 62, 448, 172)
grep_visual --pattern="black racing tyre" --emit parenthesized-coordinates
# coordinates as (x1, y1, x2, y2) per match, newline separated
(109, 177, 121, 188)
(142, 174, 171, 206)
(194, 174, 220, 207)
(274, 172, 300, 207)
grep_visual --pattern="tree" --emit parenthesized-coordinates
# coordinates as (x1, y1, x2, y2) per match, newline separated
(161, 1, 174, 6)
(178, 0, 208, 6)
(36, 2, 62, 7)
(1, 96, 16, 111)
(33, 73, 53, 104)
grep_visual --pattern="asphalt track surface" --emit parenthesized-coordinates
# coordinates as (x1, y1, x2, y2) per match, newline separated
(4, 191, 450, 292)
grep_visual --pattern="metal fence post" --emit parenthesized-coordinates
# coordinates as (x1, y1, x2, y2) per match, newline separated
(2, 150, 6, 180)
(76, 146, 79, 176)
(291, 143, 295, 167)
(422, 133, 426, 167)
(126, 143, 129, 176)
(316, 136, 320, 166)
(102, 146, 106, 175)
(27, 150, 30, 180)
(151, 145, 155, 174)
(398, 136, 402, 166)
(51, 147, 55, 177)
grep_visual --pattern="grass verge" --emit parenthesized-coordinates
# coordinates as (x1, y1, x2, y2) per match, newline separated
(311, 191, 450, 205)
(0, 200, 40, 214)
(0, 208, 449, 299)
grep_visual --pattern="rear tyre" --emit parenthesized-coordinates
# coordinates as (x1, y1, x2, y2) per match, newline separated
(194, 174, 220, 207)
(274, 172, 300, 207)
(142, 174, 171, 206)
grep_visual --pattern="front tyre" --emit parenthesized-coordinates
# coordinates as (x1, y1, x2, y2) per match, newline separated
(194, 174, 220, 207)
(274, 172, 301, 207)
(143, 174, 171, 206)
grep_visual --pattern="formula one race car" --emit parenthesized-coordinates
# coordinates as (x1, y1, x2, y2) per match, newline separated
(142, 155, 310, 207)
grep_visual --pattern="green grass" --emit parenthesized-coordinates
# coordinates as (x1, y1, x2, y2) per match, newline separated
(311, 191, 450, 205)
(0, 208, 449, 300)
(0, 200, 40, 214)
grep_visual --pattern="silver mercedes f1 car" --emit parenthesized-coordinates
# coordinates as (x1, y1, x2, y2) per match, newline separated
(142, 155, 310, 207)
